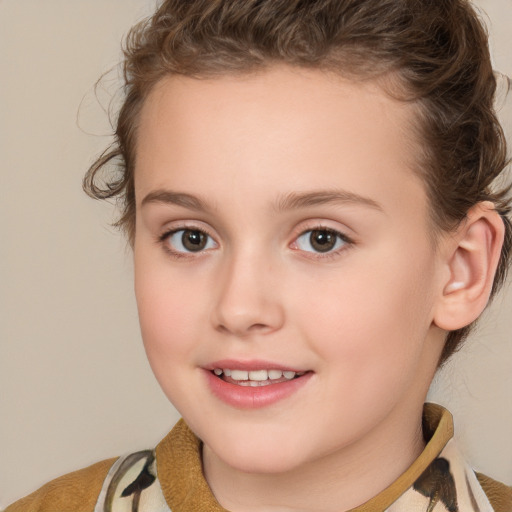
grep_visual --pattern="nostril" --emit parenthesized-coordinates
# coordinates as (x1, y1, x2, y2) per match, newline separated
(248, 323, 270, 331)
(214, 321, 277, 337)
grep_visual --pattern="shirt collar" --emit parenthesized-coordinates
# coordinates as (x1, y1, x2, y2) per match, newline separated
(154, 403, 493, 511)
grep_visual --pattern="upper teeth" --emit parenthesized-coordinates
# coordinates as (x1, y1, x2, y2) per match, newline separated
(213, 368, 302, 381)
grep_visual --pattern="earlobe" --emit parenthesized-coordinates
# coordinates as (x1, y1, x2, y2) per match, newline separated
(433, 202, 505, 331)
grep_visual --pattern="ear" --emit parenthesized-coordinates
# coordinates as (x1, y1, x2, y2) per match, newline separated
(433, 201, 505, 331)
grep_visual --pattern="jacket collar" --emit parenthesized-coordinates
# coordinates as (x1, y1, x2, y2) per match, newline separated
(147, 403, 493, 511)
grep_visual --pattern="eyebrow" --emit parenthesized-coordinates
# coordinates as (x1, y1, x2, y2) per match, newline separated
(274, 190, 384, 213)
(140, 188, 383, 214)
(141, 190, 212, 212)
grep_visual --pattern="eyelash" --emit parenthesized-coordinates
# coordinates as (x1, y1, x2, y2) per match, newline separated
(157, 225, 354, 260)
(158, 226, 217, 259)
(291, 226, 354, 260)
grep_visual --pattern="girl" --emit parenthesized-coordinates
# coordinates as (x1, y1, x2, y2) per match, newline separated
(4, 1, 512, 510)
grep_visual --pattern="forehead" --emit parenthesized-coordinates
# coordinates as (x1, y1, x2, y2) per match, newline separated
(134, 66, 427, 219)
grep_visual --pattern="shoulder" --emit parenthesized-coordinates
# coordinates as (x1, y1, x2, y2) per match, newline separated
(4, 457, 118, 512)
(477, 472, 512, 512)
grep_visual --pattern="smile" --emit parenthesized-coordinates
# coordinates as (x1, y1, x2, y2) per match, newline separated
(212, 368, 306, 386)
(205, 364, 312, 408)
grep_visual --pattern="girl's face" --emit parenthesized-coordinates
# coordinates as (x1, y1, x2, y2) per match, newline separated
(133, 67, 447, 474)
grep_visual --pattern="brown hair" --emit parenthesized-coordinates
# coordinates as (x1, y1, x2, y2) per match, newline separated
(84, 0, 511, 365)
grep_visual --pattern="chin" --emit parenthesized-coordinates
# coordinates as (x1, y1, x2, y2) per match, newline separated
(207, 430, 314, 475)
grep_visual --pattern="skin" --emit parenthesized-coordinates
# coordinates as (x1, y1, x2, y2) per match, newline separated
(132, 66, 496, 512)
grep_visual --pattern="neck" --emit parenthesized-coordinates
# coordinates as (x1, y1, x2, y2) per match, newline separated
(202, 402, 426, 512)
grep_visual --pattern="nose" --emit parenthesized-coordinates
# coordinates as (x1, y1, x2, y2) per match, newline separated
(211, 253, 285, 338)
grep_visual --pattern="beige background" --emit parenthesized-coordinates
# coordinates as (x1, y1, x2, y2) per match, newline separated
(1, 0, 511, 507)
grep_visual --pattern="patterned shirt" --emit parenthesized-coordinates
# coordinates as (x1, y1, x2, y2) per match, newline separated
(93, 404, 498, 512)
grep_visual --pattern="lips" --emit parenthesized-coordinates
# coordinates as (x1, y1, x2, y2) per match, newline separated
(204, 360, 312, 408)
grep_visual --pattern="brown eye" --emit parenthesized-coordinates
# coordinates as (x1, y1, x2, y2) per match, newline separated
(295, 228, 349, 254)
(309, 230, 337, 252)
(182, 230, 207, 251)
(165, 228, 216, 254)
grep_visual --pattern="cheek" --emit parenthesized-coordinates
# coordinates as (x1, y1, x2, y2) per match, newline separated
(292, 246, 437, 374)
(134, 251, 205, 366)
